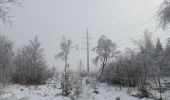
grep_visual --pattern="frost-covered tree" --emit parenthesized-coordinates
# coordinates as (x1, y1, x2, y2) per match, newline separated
(103, 49, 141, 87)
(158, 0, 170, 29)
(0, 0, 22, 25)
(94, 35, 119, 81)
(55, 36, 73, 96)
(106, 30, 156, 87)
(155, 38, 163, 53)
(137, 30, 155, 56)
(0, 35, 14, 83)
(153, 38, 163, 76)
(136, 30, 155, 85)
(13, 36, 49, 84)
(161, 38, 170, 76)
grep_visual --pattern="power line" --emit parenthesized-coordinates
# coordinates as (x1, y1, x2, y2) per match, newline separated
(109, 16, 155, 34)
(91, 16, 156, 42)
(114, 26, 158, 43)
(94, 7, 158, 34)
(83, 1, 161, 52)
(96, 0, 155, 29)
(111, 0, 152, 19)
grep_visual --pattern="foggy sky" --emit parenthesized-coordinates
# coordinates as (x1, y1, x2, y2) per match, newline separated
(0, 0, 168, 72)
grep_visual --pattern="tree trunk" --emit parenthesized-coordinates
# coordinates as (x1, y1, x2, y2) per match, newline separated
(98, 58, 106, 81)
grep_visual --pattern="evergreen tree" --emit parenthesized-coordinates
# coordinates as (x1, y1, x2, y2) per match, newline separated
(155, 38, 163, 54)
(162, 38, 170, 76)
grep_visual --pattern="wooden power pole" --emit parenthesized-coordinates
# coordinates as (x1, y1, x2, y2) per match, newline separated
(86, 29, 90, 75)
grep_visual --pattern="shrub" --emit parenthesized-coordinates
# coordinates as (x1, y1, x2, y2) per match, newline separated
(92, 89, 99, 94)
(138, 86, 150, 98)
(60, 72, 72, 96)
(116, 97, 120, 100)
(85, 79, 90, 84)
(73, 78, 82, 97)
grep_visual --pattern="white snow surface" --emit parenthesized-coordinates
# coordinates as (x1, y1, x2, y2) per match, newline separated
(0, 77, 170, 100)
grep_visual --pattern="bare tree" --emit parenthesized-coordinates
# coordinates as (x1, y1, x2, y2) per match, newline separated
(13, 36, 49, 84)
(94, 35, 119, 81)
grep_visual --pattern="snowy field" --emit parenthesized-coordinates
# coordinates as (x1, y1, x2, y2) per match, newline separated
(1, 78, 170, 100)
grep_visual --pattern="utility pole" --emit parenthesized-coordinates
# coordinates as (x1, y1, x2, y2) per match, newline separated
(86, 29, 90, 75)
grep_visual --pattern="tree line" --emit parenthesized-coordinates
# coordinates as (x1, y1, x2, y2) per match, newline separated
(100, 29, 170, 89)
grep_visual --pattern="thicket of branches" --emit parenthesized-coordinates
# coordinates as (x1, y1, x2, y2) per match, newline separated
(0, 35, 52, 85)
(0, 35, 14, 84)
(0, 0, 22, 26)
(101, 30, 170, 88)
(12, 36, 51, 85)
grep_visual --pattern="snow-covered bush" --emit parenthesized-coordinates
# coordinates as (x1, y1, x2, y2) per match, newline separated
(70, 74, 83, 100)
(102, 57, 140, 87)
(138, 86, 150, 98)
(60, 72, 83, 99)
(90, 79, 99, 89)
(60, 71, 73, 96)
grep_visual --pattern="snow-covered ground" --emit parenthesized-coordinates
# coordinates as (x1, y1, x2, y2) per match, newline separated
(0, 78, 170, 100)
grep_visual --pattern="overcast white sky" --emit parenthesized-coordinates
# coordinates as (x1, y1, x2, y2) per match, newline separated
(0, 0, 169, 72)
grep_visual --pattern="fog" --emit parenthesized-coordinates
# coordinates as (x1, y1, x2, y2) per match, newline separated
(0, 0, 167, 71)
